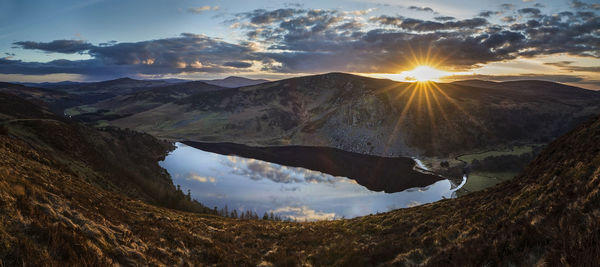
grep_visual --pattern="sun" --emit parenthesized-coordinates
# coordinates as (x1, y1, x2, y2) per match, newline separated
(400, 66, 450, 82)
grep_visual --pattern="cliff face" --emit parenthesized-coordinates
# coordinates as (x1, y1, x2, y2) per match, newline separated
(1, 92, 599, 265)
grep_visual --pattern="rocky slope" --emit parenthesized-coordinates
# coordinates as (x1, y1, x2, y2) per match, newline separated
(0, 93, 599, 265)
(108, 73, 599, 157)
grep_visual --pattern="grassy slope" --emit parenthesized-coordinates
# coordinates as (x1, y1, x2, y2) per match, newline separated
(1, 93, 599, 265)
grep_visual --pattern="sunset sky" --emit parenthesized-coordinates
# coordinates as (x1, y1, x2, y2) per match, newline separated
(1, 0, 598, 88)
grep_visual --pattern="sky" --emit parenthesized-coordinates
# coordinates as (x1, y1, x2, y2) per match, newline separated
(0, 0, 598, 89)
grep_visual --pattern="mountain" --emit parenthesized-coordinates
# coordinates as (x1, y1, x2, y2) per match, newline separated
(1, 92, 598, 265)
(107, 73, 600, 157)
(200, 76, 269, 88)
(0, 82, 82, 113)
(67, 81, 224, 122)
(18, 80, 84, 88)
(46, 77, 172, 106)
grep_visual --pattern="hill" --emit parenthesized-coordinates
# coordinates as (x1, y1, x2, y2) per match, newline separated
(201, 76, 269, 88)
(108, 73, 600, 157)
(0, 92, 212, 213)
(0, 93, 599, 265)
(66, 81, 224, 122)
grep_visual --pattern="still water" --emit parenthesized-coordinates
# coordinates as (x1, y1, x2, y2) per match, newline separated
(160, 142, 466, 221)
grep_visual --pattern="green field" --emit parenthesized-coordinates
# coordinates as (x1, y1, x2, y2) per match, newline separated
(457, 171, 517, 197)
(456, 144, 544, 197)
(457, 144, 540, 164)
(64, 105, 98, 116)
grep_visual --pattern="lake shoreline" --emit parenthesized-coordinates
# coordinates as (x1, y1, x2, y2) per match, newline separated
(183, 141, 445, 193)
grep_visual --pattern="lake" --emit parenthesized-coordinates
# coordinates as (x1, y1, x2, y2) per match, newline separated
(160, 142, 466, 221)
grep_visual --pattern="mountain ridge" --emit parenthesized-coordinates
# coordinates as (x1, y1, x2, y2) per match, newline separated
(103, 72, 600, 157)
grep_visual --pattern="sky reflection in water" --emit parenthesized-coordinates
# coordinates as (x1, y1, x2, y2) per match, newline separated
(160, 142, 464, 221)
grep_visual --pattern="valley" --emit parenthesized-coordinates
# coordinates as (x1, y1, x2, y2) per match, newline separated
(2, 1, 599, 264)
(0, 91, 599, 265)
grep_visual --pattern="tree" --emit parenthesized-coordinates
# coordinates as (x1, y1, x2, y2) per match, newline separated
(231, 209, 238, 219)
(263, 212, 269, 220)
(270, 212, 274, 220)
(186, 189, 191, 200)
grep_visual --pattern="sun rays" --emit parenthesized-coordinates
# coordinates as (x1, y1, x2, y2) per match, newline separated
(379, 79, 486, 155)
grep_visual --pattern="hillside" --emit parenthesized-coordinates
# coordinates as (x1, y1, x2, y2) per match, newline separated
(0, 92, 211, 213)
(67, 81, 224, 122)
(0, 93, 599, 265)
(107, 73, 600, 157)
(0, 82, 82, 114)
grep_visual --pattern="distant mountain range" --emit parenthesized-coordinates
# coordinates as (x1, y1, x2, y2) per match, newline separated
(17, 76, 268, 89)
(3, 73, 599, 158)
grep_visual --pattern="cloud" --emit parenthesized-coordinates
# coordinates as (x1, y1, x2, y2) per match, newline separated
(4, 33, 259, 79)
(443, 73, 588, 83)
(478, 11, 499, 17)
(371, 16, 488, 31)
(571, 0, 600, 10)
(518, 8, 542, 19)
(271, 206, 335, 221)
(187, 6, 219, 14)
(501, 16, 517, 23)
(223, 61, 253, 68)
(187, 172, 216, 183)
(434, 16, 455, 21)
(4, 6, 600, 83)
(13, 40, 93, 54)
(242, 8, 304, 24)
(408, 6, 435, 13)
(544, 61, 600, 72)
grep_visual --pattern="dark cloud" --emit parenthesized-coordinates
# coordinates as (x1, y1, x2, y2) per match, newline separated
(571, 0, 600, 10)
(223, 61, 253, 68)
(243, 8, 304, 24)
(370, 16, 488, 31)
(13, 40, 93, 54)
(500, 3, 515, 10)
(434, 16, 455, 21)
(408, 6, 435, 13)
(518, 8, 541, 16)
(3, 33, 259, 79)
(478, 11, 498, 17)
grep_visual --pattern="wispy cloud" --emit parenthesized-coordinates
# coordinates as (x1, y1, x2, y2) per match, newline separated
(187, 5, 220, 14)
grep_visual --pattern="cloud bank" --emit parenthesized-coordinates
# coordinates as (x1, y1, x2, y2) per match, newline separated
(2, 3, 598, 84)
